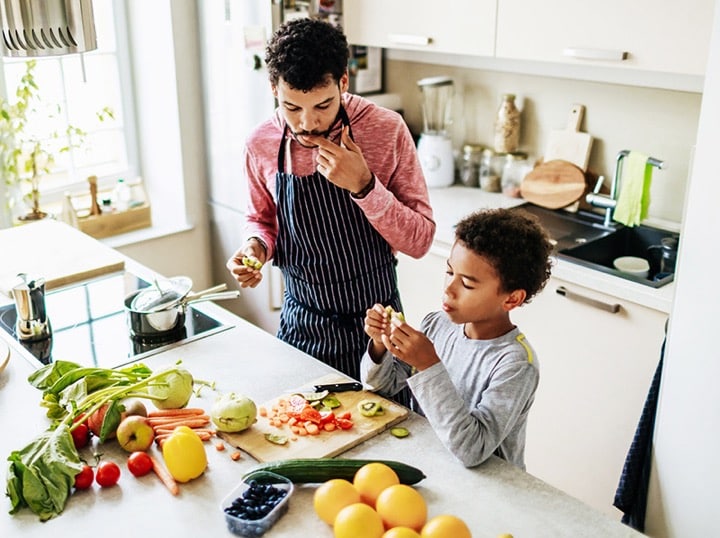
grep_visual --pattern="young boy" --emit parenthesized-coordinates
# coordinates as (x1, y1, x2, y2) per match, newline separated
(360, 208, 553, 470)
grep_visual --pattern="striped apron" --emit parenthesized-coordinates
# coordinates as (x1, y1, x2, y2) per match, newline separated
(273, 107, 402, 384)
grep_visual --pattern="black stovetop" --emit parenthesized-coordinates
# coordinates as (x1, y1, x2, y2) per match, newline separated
(0, 272, 230, 369)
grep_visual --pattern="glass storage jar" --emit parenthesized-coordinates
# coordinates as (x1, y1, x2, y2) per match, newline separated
(501, 152, 530, 198)
(458, 143, 484, 187)
(479, 148, 500, 192)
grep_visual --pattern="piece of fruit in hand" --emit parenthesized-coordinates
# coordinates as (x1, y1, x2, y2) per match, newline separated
(241, 255, 263, 270)
(384, 305, 405, 322)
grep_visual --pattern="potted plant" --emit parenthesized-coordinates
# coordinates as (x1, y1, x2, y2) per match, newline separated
(0, 60, 112, 227)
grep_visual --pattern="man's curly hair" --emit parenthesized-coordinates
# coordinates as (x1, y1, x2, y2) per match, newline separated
(454, 208, 554, 303)
(265, 18, 349, 91)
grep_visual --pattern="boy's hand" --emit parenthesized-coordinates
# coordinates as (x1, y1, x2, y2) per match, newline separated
(364, 303, 390, 361)
(383, 317, 441, 371)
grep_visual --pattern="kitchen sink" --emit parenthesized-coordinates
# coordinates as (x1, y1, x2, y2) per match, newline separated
(559, 225, 679, 287)
(516, 204, 615, 251)
(514, 204, 680, 288)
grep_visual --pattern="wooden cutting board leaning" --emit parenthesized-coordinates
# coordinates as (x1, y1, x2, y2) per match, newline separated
(217, 374, 409, 462)
(520, 160, 587, 209)
(544, 104, 593, 171)
(0, 220, 125, 297)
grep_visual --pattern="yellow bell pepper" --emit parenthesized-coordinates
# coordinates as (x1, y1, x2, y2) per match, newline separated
(161, 426, 208, 483)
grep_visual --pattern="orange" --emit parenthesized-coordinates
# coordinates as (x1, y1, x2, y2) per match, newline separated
(333, 502, 385, 538)
(382, 527, 422, 538)
(375, 484, 427, 531)
(353, 462, 400, 506)
(420, 514, 472, 538)
(314, 479, 361, 525)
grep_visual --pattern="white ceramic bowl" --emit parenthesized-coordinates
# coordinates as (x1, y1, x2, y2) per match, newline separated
(613, 256, 650, 278)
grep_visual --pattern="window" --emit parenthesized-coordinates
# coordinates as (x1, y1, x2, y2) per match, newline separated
(1, 0, 137, 213)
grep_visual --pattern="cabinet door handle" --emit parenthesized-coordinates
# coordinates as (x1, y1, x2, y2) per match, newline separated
(563, 47, 628, 62)
(555, 286, 621, 314)
(388, 33, 432, 47)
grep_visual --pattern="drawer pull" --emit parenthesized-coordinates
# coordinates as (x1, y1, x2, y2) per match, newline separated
(563, 47, 628, 62)
(388, 33, 432, 47)
(555, 286, 621, 313)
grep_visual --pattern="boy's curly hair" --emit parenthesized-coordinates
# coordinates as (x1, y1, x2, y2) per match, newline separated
(265, 18, 349, 91)
(454, 208, 554, 303)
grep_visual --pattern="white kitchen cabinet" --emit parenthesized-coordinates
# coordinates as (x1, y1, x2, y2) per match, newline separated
(343, 0, 496, 57)
(496, 0, 713, 76)
(512, 275, 668, 516)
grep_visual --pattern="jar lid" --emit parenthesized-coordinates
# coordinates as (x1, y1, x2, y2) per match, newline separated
(462, 143, 485, 154)
(505, 151, 528, 162)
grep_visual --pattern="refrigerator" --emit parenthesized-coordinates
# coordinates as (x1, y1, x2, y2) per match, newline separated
(199, 0, 385, 334)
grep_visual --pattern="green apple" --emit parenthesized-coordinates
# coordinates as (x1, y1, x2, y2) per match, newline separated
(116, 415, 155, 452)
(120, 398, 148, 421)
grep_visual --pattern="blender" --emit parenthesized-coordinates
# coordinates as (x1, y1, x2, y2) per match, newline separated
(416, 76, 455, 188)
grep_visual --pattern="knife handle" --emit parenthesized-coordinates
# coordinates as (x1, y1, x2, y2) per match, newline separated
(313, 382, 363, 392)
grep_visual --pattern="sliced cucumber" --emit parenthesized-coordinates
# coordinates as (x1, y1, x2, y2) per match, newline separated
(390, 427, 410, 438)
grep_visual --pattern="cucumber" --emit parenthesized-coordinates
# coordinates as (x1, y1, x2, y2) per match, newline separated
(246, 458, 426, 485)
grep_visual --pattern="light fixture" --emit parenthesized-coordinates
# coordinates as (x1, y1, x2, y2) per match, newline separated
(1, 0, 96, 57)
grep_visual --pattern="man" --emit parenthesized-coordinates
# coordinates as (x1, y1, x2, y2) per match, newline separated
(227, 18, 435, 385)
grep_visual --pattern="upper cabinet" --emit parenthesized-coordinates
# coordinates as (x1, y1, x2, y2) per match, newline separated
(495, 0, 714, 76)
(343, 0, 496, 57)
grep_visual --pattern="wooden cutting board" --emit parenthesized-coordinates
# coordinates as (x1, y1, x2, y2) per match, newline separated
(0, 220, 125, 297)
(545, 104, 593, 171)
(520, 160, 587, 209)
(218, 374, 409, 462)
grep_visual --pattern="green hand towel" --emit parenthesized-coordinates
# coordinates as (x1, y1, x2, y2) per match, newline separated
(613, 151, 652, 227)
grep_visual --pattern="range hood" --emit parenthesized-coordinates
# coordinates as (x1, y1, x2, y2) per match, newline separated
(1, 0, 96, 57)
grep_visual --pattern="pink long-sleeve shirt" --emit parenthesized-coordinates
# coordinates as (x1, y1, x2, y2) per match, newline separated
(242, 93, 436, 260)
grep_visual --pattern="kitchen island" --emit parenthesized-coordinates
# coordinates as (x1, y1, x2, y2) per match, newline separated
(0, 221, 643, 537)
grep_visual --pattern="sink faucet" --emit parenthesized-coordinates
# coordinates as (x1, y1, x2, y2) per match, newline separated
(585, 150, 665, 227)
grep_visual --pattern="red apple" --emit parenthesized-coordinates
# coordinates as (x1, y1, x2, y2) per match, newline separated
(116, 415, 155, 452)
(88, 403, 117, 440)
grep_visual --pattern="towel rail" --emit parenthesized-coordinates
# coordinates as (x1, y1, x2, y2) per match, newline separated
(585, 149, 665, 228)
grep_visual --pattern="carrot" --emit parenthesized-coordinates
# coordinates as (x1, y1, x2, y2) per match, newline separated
(215, 441, 225, 451)
(147, 407, 205, 418)
(147, 417, 211, 429)
(149, 455, 179, 496)
(154, 431, 213, 443)
(230, 451, 242, 461)
(147, 414, 210, 424)
(154, 427, 215, 436)
(305, 423, 320, 435)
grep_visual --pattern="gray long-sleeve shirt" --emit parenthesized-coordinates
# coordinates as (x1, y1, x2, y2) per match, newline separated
(360, 311, 539, 469)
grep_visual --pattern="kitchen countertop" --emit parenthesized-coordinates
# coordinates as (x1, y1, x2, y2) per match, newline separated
(427, 186, 676, 314)
(0, 221, 644, 537)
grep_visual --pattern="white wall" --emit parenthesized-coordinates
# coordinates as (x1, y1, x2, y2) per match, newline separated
(385, 61, 702, 225)
(645, 1, 720, 535)
(110, 0, 213, 290)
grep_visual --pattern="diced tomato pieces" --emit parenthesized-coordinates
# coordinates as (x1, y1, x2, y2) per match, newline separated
(337, 411, 352, 420)
(299, 406, 322, 424)
(319, 411, 336, 425)
(336, 418, 353, 430)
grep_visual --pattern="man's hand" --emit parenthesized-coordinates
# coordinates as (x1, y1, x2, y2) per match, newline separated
(308, 126, 373, 193)
(226, 239, 266, 288)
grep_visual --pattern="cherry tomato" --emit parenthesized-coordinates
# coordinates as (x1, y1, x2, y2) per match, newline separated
(127, 451, 153, 477)
(95, 461, 121, 487)
(71, 423, 91, 449)
(74, 465, 94, 490)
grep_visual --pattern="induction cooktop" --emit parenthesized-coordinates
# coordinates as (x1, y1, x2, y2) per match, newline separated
(0, 272, 232, 370)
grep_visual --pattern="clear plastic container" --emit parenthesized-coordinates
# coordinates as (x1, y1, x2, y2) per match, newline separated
(113, 178, 132, 212)
(221, 471, 293, 537)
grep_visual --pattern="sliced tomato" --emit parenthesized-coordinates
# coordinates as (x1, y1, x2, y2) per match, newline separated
(318, 411, 336, 425)
(337, 411, 352, 420)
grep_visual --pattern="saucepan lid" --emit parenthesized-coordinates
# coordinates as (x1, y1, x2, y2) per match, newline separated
(130, 276, 193, 313)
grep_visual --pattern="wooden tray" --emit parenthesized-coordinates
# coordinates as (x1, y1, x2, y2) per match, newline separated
(218, 374, 409, 462)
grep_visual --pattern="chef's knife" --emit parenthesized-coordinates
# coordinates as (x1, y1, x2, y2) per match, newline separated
(312, 382, 363, 392)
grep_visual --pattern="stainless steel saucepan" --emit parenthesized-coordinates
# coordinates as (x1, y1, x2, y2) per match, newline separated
(125, 277, 240, 336)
